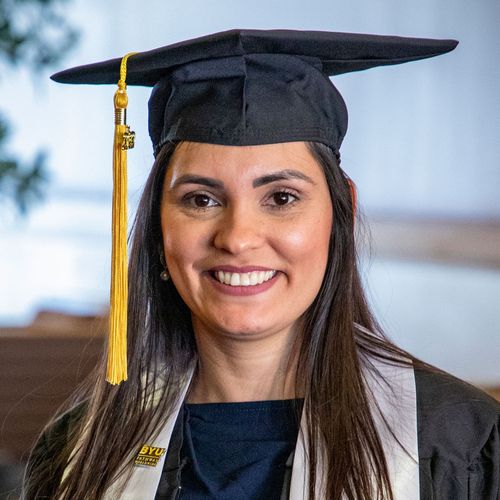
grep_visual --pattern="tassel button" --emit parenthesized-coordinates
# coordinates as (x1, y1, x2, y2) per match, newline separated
(122, 126, 136, 150)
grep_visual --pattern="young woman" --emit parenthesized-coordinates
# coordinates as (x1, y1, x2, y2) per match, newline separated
(23, 30, 499, 500)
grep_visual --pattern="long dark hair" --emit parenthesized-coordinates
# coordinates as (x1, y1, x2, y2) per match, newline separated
(24, 141, 416, 499)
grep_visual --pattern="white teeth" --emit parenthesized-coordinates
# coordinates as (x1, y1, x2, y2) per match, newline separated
(214, 270, 277, 286)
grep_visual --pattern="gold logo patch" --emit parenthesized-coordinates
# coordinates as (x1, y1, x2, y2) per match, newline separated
(134, 444, 166, 467)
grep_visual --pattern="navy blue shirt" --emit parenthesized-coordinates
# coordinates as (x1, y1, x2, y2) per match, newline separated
(157, 399, 303, 500)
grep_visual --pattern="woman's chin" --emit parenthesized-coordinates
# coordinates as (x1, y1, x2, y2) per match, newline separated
(195, 314, 290, 342)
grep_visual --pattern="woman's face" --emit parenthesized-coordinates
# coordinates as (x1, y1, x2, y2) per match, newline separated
(160, 141, 333, 342)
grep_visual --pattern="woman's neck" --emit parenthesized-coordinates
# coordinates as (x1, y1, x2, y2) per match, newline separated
(186, 320, 301, 403)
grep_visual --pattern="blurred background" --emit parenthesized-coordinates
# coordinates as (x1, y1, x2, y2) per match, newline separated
(0, 0, 499, 496)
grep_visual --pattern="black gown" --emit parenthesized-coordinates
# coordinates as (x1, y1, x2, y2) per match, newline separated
(415, 369, 499, 499)
(24, 368, 500, 499)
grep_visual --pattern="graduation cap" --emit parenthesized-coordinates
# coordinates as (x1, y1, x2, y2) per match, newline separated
(51, 29, 458, 385)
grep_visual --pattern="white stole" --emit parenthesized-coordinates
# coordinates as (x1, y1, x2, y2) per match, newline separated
(105, 358, 419, 499)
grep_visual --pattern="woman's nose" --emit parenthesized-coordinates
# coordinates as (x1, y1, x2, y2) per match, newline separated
(213, 205, 265, 255)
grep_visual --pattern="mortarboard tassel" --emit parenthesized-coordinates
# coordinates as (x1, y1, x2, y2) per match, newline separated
(107, 52, 137, 385)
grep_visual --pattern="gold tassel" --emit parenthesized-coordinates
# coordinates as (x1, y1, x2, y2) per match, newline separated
(106, 52, 137, 385)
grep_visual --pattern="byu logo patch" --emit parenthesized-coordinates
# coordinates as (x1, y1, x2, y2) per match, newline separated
(134, 444, 166, 467)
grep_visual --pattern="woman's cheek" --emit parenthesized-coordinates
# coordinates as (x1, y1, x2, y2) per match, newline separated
(277, 213, 331, 261)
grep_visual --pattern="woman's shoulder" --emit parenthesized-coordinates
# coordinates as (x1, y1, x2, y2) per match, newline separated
(23, 401, 87, 498)
(414, 367, 499, 439)
(414, 367, 499, 498)
(35, 400, 88, 452)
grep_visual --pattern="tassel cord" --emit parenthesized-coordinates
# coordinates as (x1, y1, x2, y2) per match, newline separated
(106, 52, 137, 385)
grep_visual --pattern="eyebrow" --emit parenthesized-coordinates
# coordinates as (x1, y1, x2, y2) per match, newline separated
(170, 169, 315, 190)
(252, 169, 316, 188)
(170, 174, 224, 190)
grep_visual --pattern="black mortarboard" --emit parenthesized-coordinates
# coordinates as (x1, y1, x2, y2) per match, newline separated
(51, 29, 458, 385)
(52, 29, 458, 157)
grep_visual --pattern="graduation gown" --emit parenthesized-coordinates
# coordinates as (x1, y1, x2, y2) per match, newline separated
(26, 363, 499, 499)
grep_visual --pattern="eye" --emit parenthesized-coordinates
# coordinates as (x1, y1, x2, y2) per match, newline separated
(193, 194, 214, 207)
(272, 192, 293, 206)
(265, 189, 299, 209)
(182, 192, 220, 210)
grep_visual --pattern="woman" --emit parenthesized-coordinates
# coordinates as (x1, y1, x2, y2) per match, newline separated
(24, 30, 499, 499)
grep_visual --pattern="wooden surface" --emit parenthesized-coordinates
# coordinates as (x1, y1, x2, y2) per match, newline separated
(0, 310, 106, 337)
(485, 386, 500, 401)
(368, 217, 500, 269)
(0, 335, 103, 462)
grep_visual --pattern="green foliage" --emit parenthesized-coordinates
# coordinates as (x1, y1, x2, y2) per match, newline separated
(0, 114, 49, 214)
(0, 0, 78, 216)
(0, 0, 78, 69)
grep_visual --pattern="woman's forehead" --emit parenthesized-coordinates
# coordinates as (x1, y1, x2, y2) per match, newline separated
(165, 141, 323, 184)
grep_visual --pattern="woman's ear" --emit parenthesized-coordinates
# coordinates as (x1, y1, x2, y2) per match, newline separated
(348, 179, 357, 220)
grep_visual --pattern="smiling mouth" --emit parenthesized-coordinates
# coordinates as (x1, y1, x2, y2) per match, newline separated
(210, 270, 277, 287)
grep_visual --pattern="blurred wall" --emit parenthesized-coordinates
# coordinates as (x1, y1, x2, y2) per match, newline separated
(0, 0, 499, 385)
